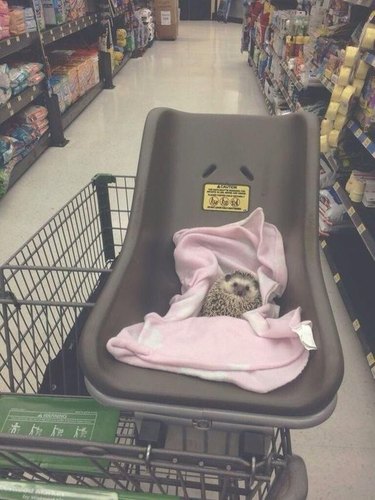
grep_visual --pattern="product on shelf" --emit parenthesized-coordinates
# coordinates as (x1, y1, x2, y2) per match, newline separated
(42, 0, 66, 26)
(0, 63, 11, 104)
(0, 104, 49, 197)
(0, 0, 10, 40)
(9, 6, 27, 35)
(50, 48, 100, 112)
(346, 169, 375, 204)
(319, 187, 351, 236)
(65, 0, 87, 21)
(33, 0, 46, 30)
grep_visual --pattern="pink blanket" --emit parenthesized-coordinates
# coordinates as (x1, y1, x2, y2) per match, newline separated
(107, 208, 316, 393)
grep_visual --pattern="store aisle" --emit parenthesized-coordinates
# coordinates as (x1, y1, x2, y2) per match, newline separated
(0, 21, 265, 261)
(1, 20, 375, 500)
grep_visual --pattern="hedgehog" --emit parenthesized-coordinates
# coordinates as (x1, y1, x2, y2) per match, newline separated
(200, 271, 262, 318)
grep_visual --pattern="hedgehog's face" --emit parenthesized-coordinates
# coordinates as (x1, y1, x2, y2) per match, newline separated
(222, 273, 259, 300)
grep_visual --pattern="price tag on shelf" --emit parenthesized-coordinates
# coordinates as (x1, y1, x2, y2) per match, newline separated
(17, 95, 21, 101)
(333, 273, 341, 283)
(348, 206, 355, 216)
(363, 137, 371, 147)
(353, 319, 360, 331)
(6, 102, 11, 109)
(358, 223, 366, 234)
(26, 33, 29, 38)
(367, 352, 375, 366)
(16, 36, 20, 42)
(321, 240, 327, 249)
(6, 39, 10, 46)
(355, 129, 361, 138)
(334, 181, 340, 190)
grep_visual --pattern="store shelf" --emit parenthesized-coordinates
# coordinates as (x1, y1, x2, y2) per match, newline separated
(362, 51, 375, 67)
(333, 180, 375, 259)
(248, 59, 274, 115)
(267, 72, 296, 112)
(317, 72, 334, 92)
(40, 13, 100, 45)
(347, 119, 375, 158)
(8, 133, 50, 189)
(113, 5, 127, 17)
(0, 84, 44, 126)
(0, 32, 39, 59)
(321, 234, 375, 379)
(61, 81, 104, 130)
(112, 51, 132, 77)
(322, 152, 339, 172)
(270, 47, 304, 91)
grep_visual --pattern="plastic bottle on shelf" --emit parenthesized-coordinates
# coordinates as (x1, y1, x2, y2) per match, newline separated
(294, 36, 304, 57)
(285, 36, 294, 60)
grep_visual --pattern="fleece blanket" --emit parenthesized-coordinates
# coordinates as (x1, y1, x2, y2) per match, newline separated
(107, 208, 316, 393)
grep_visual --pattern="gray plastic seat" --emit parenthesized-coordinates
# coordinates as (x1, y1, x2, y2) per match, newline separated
(79, 108, 344, 425)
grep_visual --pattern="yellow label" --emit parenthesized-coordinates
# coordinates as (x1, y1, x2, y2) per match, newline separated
(363, 137, 371, 147)
(203, 184, 250, 212)
(353, 319, 360, 331)
(333, 273, 341, 283)
(348, 206, 355, 216)
(358, 223, 366, 234)
(367, 352, 375, 366)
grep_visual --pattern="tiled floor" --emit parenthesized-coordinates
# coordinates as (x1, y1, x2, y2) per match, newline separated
(0, 21, 374, 499)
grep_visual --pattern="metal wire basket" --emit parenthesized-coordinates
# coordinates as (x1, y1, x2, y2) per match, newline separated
(0, 175, 306, 499)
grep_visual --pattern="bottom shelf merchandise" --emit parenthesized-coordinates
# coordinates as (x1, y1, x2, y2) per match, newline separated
(322, 231, 375, 378)
(0, 104, 48, 196)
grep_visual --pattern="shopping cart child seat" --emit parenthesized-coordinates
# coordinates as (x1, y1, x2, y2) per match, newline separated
(79, 108, 344, 428)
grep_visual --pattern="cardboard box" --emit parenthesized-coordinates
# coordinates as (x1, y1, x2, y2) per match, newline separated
(154, 0, 178, 40)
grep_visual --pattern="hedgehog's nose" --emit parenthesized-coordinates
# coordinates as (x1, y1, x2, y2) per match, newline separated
(236, 289, 244, 297)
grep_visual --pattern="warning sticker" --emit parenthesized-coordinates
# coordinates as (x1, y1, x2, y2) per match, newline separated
(161, 10, 171, 25)
(203, 184, 250, 212)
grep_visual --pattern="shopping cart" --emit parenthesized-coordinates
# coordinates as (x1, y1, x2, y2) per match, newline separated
(0, 174, 308, 499)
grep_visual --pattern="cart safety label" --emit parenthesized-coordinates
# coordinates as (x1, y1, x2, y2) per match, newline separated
(203, 184, 250, 212)
(1, 408, 97, 440)
(161, 10, 171, 25)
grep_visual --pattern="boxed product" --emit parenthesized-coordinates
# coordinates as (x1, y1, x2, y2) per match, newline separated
(33, 0, 45, 30)
(42, 0, 66, 25)
(154, 0, 178, 41)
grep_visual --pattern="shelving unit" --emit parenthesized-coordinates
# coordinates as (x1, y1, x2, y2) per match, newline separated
(266, 71, 296, 111)
(113, 52, 132, 77)
(0, 32, 39, 59)
(243, 0, 375, 379)
(40, 13, 100, 45)
(347, 119, 375, 158)
(0, 84, 44, 125)
(321, 233, 375, 378)
(270, 47, 304, 91)
(1, 0, 142, 197)
(248, 59, 275, 115)
(61, 82, 105, 130)
(332, 181, 375, 259)
(7, 133, 51, 188)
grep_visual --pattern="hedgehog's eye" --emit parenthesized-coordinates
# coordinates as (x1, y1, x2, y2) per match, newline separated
(225, 274, 231, 282)
(245, 285, 250, 291)
(233, 282, 238, 287)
